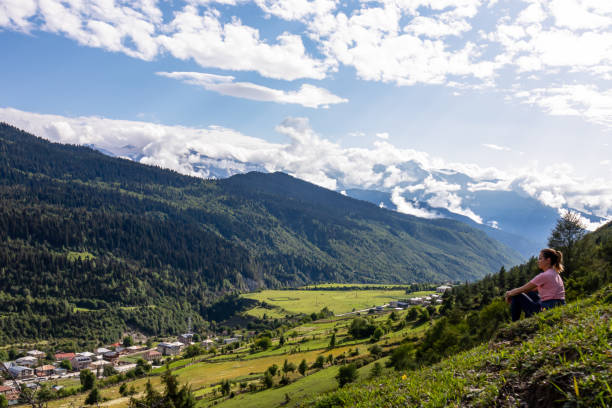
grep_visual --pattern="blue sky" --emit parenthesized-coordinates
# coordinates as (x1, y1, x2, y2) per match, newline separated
(1, 0, 611, 223)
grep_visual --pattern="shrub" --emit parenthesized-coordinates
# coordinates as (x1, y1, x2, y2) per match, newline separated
(348, 318, 376, 339)
(370, 362, 383, 378)
(80, 369, 96, 391)
(387, 344, 414, 371)
(84, 388, 101, 405)
(336, 364, 358, 388)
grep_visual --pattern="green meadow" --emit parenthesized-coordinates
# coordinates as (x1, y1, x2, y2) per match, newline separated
(240, 289, 430, 315)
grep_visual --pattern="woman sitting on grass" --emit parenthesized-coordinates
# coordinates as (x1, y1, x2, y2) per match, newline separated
(505, 248, 566, 321)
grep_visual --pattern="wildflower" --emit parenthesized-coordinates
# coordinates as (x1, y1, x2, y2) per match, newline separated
(401, 374, 407, 380)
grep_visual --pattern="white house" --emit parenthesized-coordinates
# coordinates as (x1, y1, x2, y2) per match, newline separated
(201, 339, 214, 349)
(157, 342, 184, 356)
(71, 355, 92, 370)
(15, 356, 37, 367)
(26, 350, 45, 361)
(8, 365, 34, 379)
(436, 285, 452, 293)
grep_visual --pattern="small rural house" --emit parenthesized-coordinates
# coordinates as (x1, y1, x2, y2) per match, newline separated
(8, 365, 34, 379)
(54, 352, 75, 361)
(15, 356, 37, 367)
(35, 365, 56, 377)
(157, 342, 184, 356)
(70, 355, 92, 370)
(143, 350, 162, 361)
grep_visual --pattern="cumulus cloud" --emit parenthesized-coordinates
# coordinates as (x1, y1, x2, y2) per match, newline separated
(483, 143, 511, 151)
(2, 107, 612, 227)
(390, 187, 441, 219)
(2, 0, 612, 128)
(513, 85, 612, 126)
(156, 6, 330, 81)
(157, 71, 347, 108)
(413, 175, 484, 224)
(0, 1, 329, 80)
(308, 0, 498, 86)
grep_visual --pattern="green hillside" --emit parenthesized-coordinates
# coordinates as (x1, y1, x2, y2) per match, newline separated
(304, 288, 611, 407)
(302, 220, 612, 407)
(0, 123, 521, 343)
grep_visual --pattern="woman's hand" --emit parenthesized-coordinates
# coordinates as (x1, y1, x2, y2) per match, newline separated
(504, 282, 537, 304)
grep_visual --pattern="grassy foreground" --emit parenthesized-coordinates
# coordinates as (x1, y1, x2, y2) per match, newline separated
(303, 288, 612, 407)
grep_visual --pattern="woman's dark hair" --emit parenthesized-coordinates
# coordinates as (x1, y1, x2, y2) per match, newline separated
(540, 248, 564, 273)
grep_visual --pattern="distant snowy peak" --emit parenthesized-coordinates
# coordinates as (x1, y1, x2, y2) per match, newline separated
(86, 143, 266, 179)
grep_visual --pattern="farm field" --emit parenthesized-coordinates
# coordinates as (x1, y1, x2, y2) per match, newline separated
(212, 354, 394, 408)
(211, 364, 341, 408)
(44, 291, 432, 408)
(299, 283, 413, 289)
(243, 306, 287, 319)
(240, 289, 432, 315)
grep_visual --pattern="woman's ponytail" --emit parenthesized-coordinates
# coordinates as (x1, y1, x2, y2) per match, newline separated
(541, 248, 564, 273)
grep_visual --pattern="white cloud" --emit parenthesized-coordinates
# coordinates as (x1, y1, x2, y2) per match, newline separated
(403, 15, 472, 38)
(2, 0, 612, 130)
(467, 179, 512, 192)
(390, 188, 441, 219)
(253, 0, 337, 21)
(157, 71, 347, 108)
(348, 131, 365, 137)
(375, 132, 389, 139)
(0, 0, 37, 31)
(483, 143, 511, 151)
(0, 1, 329, 81)
(310, 2, 498, 86)
(550, 0, 612, 30)
(514, 84, 612, 126)
(157, 6, 330, 80)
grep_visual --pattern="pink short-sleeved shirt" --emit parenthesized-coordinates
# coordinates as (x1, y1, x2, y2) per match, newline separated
(530, 268, 565, 301)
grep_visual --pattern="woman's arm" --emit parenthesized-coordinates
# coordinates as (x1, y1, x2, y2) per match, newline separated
(505, 282, 537, 303)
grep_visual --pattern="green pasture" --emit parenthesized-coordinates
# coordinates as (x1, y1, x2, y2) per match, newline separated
(241, 289, 411, 315)
(212, 353, 387, 408)
(243, 306, 287, 319)
(173, 344, 359, 390)
(211, 364, 341, 408)
(299, 283, 413, 289)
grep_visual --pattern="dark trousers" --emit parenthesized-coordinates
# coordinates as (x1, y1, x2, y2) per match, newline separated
(510, 292, 565, 321)
(510, 291, 541, 322)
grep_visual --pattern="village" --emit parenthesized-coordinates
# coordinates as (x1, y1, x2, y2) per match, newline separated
(0, 285, 451, 406)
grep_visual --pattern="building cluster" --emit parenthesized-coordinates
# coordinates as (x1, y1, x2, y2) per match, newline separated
(1, 344, 152, 405)
(389, 285, 452, 308)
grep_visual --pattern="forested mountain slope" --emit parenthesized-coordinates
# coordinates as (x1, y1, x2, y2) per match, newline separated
(0, 123, 521, 343)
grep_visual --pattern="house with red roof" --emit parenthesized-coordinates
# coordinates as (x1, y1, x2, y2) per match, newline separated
(55, 352, 76, 361)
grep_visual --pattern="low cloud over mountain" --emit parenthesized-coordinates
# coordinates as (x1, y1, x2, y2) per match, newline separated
(1, 107, 609, 247)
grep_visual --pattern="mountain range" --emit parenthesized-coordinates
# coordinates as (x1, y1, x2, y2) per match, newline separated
(78, 140, 608, 260)
(0, 123, 522, 342)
